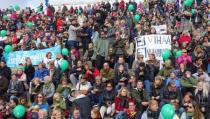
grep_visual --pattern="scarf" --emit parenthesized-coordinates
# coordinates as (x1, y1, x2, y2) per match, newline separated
(119, 96, 129, 109)
(147, 109, 159, 119)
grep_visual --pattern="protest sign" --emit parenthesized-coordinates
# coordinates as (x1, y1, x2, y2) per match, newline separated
(151, 25, 167, 34)
(135, 35, 171, 60)
(4, 45, 61, 67)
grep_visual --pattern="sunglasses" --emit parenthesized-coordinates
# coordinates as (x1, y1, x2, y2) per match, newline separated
(38, 96, 43, 98)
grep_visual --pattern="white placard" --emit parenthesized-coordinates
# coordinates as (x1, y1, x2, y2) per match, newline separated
(151, 25, 167, 34)
(135, 35, 171, 60)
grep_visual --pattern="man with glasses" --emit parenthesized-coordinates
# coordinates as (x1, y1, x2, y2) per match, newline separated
(161, 80, 181, 107)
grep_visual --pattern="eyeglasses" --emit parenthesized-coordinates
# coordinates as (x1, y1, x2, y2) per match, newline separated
(38, 96, 43, 98)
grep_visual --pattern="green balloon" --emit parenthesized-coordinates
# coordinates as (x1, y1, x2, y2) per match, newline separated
(59, 60, 69, 71)
(4, 45, 13, 53)
(175, 50, 182, 58)
(27, 22, 33, 28)
(184, 0, 193, 6)
(172, 49, 177, 55)
(134, 14, 140, 23)
(3, 15, 9, 21)
(13, 105, 26, 118)
(14, 5, 20, 11)
(1, 30, 7, 37)
(9, 6, 14, 11)
(191, 9, 195, 14)
(77, 9, 82, 14)
(188, 0, 194, 3)
(62, 48, 69, 56)
(162, 49, 171, 60)
(161, 104, 175, 119)
(128, 4, 134, 11)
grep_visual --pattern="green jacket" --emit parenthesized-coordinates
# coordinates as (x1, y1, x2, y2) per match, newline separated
(52, 100, 67, 110)
(56, 84, 71, 98)
(100, 68, 115, 80)
(158, 66, 174, 78)
(92, 37, 110, 60)
(131, 88, 150, 108)
(181, 76, 198, 88)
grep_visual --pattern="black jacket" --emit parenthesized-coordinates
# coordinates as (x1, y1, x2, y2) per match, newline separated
(0, 76, 9, 94)
(115, 71, 130, 84)
(24, 65, 35, 83)
(0, 66, 11, 80)
(100, 89, 117, 107)
(73, 95, 91, 119)
(151, 85, 163, 99)
(161, 87, 181, 104)
(135, 67, 150, 81)
(195, 91, 210, 109)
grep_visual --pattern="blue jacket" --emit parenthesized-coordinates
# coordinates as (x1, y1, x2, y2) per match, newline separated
(32, 102, 49, 111)
(166, 78, 181, 89)
(34, 68, 49, 81)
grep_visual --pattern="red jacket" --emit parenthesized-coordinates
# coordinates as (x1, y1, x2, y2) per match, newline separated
(56, 18, 63, 32)
(115, 96, 132, 112)
(12, 34, 18, 44)
(178, 35, 191, 44)
(85, 69, 100, 81)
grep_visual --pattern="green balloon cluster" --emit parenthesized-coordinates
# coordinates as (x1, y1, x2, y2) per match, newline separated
(134, 14, 140, 23)
(4, 45, 13, 53)
(3, 15, 9, 21)
(162, 49, 171, 60)
(183, 0, 193, 7)
(128, 4, 134, 12)
(62, 48, 69, 56)
(161, 104, 175, 119)
(59, 60, 69, 71)
(13, 105, 26, 118)
(27, 22, 34, 29)
(1, 30, 7, 37)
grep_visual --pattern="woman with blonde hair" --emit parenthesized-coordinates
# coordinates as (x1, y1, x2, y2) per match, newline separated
(195, 81, 210, 119)
(181, 101, 204, 119)
(52, 93, 66, 111)
(114, 87, 132, 114)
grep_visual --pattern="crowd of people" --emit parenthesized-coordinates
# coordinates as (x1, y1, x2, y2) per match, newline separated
(0, 0, 209, 118)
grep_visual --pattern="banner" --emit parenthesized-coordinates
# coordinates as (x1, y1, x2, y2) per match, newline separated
(49, 0, 108, 6)
(4, 45, 61, 67)
(151, 25, 167, 34)
(135, 35, 171, 60)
